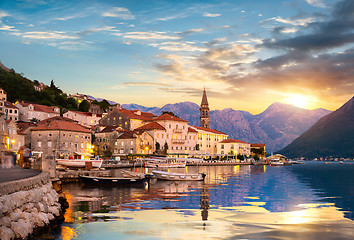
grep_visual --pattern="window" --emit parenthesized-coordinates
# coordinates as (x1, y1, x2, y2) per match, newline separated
(81, 143, 83, 148)
(115, 142, 118, 146)
(221, 144, 224, 149)
(49, 133, 52, 137)
(121, 142, 124, 146)
(38, 142, 41, 148)
(9, 109, 12, 114)
(120, 149, 124, 154)
(48, 141, 52, 147)
(130, 140, 133, 146)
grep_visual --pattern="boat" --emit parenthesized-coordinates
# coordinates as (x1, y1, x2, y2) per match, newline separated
(121, 169, 146, 179)
(269, 159, 284, 166)
(56, 156, 103, 168)
(143, 158, 186, 168)
(152, 170, 206, 181)
(79, 175, 147, 186)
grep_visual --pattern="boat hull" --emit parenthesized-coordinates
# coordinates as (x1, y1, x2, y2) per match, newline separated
(152, 170, 206, 181)
(56, 159, 103, 168)
(79, 175, 147, 186)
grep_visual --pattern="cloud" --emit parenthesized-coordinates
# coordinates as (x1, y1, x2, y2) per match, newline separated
(123, 31, 180, 40)
(0, 24, 18, 32)
(78, 26, 119, 35)
(203, 13, 221, 17)
(306, 0, 327, 8)
(149, 41, 207, 52)
(11, 31, 79, 40)
(47, 41, 92, 50)
(260, 16, 316, 26)
(102, 7, 135, 20)
(178, 28, 204, 36)
(0, 10, 9, 19)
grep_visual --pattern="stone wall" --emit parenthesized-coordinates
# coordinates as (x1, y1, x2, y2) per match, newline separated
(0, 172, 63, 240)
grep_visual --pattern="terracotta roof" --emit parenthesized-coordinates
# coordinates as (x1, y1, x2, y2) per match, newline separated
(220, 139, 249, 144)
(117, 108, 155, 121)
(18, 101, 59, 113)
(17, 121, 37, 132)
(100, 126, 118, 133)
(117, 131, 136, 139)
(37, 116, 77, 125)
(31, 120, 91, 133)
(251, 143, 266, 148)
(5, 119, 12, 124)
(154, 113, 188, 122)
(67, 110, 103, 118)
(192, 126, 227, 135)
(134, 122, 166, 131)
(4, 101, 18, 109)
(188, 127, 198, 133)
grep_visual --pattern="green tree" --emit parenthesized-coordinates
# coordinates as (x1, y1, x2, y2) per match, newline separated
(237, 154, 244, 160)
(79, 100, 90, 112)
(164, 142, 168, 154)
(155, 142, 160, 151)
(195, 144, 200, 151)
(103, 148, 112, 159)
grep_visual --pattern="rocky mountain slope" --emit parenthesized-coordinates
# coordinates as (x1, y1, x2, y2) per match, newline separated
(278, 96, 354, 158)
(123, 102, 331, 153)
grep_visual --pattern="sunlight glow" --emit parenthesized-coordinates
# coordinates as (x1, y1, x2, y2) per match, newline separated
(283, 94, 310, 109)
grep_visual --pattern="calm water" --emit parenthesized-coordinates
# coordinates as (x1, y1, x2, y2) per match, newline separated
(58, 162, 354, 240)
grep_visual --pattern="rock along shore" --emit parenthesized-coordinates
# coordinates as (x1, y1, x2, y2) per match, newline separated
(0, 172, 67, 240)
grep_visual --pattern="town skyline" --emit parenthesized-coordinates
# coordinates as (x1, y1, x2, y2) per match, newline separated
(1, 0, 353, 114)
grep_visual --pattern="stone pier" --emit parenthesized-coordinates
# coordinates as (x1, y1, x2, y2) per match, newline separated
(0, 170, 66, 240)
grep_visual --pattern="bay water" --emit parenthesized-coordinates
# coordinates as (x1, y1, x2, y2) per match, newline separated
(58, 161, 354, 240)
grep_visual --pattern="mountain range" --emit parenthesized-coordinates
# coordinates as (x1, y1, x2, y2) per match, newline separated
(122, 102, 331, 153)
(278, 96, 354, 158)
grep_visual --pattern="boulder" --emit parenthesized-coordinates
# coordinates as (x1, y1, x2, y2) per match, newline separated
(0, 226, 15, 240)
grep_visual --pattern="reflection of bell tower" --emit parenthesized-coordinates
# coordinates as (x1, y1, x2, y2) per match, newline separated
(200, 184, 209, 229)
(200, 88, 209, 128)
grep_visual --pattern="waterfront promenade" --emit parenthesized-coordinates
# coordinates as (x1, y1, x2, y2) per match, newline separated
(0, 167, 40, 183)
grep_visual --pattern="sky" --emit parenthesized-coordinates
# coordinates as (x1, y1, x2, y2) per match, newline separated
(0, 0, 353, 114)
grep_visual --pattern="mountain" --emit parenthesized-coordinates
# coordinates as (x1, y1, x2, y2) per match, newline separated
(122, 102, 331, 153)
(278, 97, 354, 158)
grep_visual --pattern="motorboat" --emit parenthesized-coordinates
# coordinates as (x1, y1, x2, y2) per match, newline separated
(143, 158, 186, 168)
(269, 158, 284, 166)
(79, 175, 147, 186)
(56, 156, 103, 168)
(152, 170, 206, 181)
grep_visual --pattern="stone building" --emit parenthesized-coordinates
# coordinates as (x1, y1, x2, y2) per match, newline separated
(5, 119, 25, 152)
(15, 101, 60, 122)
(3, 101, 19, 121)
(217, 139, 251, 156)
(94, 126, 136, 158)
(0, 88, 7, 114)
(192, 126, 228, 156)
(63, 110, 102, 128)
(31, 119, 92, 159)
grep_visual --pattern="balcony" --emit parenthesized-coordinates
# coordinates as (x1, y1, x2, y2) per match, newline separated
(173, 129, 183, 134)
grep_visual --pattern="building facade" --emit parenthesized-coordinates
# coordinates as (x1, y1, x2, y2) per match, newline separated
(15, 101, 60, 122)
(31, 120, 92, 159)
(217, 139, 251, 156)
(3, 101, 19, 121)
(63, 110, 102, 128)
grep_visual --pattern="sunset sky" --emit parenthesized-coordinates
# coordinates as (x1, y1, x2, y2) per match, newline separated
(0, 0, 353, 114)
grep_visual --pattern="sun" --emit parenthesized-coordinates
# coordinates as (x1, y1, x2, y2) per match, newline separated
(283, 94, 310, 109)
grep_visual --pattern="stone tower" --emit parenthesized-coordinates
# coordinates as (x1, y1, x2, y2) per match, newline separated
(200, 88, 209, 128)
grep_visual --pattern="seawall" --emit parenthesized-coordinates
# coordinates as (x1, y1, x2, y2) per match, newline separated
(0, 172, 66, 239)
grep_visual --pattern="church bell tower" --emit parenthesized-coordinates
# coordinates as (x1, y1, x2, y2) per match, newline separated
(200, 88, 210, 128)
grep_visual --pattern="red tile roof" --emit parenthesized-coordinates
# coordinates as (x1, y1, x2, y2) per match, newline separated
(220, 139, 249, 144)
(4, 101, 18, 109)
(251, 143, 266, 148)
(67, 110, 103, 118)
(192, 126, 227, 135)
(31, 120, 91, 133)
(188, 127, 198, 133)
(117, 108, 155, 121)
(154, 113, 188, 122)
(117, 131, 136, 139)
(38, 116, 77, 125)
(17, 101, 59, 113)
(134, 122, 166, 131)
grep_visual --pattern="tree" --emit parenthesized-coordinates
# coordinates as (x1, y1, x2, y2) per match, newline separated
(162, 111, 179, 118)
(30, 118, 39, 123)
(195, 144, 200, 151)
(79, 100, 90, 112)
(155, 142, 160, 151)
(164, 142, 168, 154)
(103, 148, 112, 159)
(237, 154, 244, 160)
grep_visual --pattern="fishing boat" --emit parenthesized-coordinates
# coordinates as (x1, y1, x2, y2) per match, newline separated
(56, 156, 103, 168)
(79, 175, 148, 186)
(143, 158, 186, 168)
(152, 170, 206, 181)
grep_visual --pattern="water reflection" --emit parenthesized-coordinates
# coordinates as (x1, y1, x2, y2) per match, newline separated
(58, 163, 354, 239)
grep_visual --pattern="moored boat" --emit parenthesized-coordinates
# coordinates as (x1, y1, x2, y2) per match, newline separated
(152, 170, 206, 181)
(56, 156, 103, 168)
(79, 175, 147, 186)
(143, 158, 186, 168)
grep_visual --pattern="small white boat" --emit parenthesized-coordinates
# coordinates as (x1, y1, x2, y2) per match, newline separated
(269, 159, 284, 166)
(56, 156, 103, 168)
(152, 170, 206, 181)
(144, 158, 186, 168)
